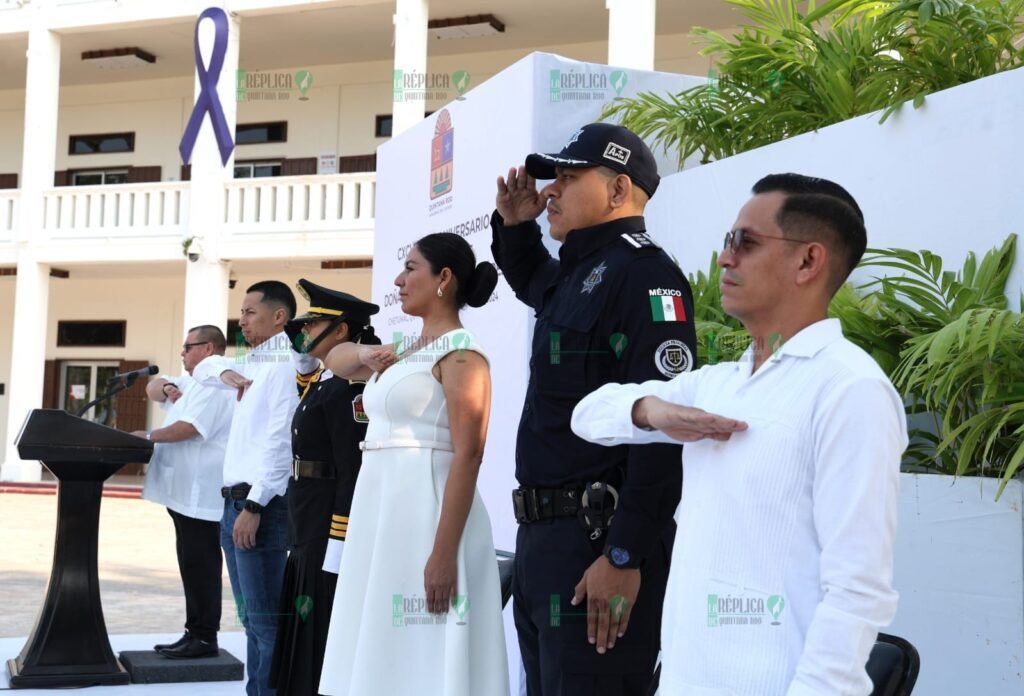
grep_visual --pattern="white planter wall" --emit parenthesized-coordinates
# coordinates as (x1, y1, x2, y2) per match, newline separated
(891, 474, 1024, 695)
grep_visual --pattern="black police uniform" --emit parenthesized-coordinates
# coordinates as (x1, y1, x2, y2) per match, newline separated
(268, 281, 379, 696)
(493, 213, 695, 694)
(492, 124, 697, 696)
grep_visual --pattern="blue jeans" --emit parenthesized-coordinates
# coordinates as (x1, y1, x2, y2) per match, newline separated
(221, 495, 288, 696)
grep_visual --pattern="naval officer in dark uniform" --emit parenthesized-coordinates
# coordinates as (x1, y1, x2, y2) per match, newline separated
(492, 123, 698, 696)
(269, 279, 380, 696)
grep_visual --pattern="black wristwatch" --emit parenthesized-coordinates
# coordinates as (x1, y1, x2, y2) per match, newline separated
(243, 500, 264, 514)
(604, 544, 639, 569)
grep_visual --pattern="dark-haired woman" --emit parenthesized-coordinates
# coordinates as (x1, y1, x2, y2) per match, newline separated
(268, 279, 380, 696)
(319, 233, 509, 696)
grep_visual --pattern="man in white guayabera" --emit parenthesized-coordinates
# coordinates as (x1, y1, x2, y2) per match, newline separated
(571, 174, 908, 696)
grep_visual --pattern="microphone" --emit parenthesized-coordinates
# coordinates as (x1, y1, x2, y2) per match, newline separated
(107, 365, 159, 385)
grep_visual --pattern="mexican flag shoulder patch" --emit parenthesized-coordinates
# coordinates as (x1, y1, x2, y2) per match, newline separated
(648, 289, 687, 322)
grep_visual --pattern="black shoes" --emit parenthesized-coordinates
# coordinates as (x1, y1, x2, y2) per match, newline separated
(156, 635, 219, 660)
(153, 633, 190, 652)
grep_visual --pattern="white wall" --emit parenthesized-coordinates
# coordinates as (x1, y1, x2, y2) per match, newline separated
(0, 29, 720, 181)
(0, 265, 372, 435)
(45, 272, 185, 428)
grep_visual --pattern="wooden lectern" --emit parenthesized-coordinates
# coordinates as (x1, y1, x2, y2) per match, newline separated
(6, 409, 152, 688)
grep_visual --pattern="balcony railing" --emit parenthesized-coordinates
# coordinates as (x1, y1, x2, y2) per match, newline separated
(0, 190, 16, 241)
(17, 173, 375, 241)
(42, 182, 188, 238)
(224, 173, 375, 235)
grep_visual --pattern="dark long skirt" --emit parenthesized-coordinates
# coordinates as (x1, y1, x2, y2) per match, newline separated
(269, 478, 338, 696)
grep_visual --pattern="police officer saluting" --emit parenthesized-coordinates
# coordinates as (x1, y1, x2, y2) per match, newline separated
(269, 279, 379, 696)
(492, 123, 697, 695)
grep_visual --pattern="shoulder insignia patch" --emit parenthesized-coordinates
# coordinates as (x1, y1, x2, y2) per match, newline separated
(648, 288, 687, 322)
(581, 261, 608, 295)
(654, 340, 693, 378)
(351, 394, 369, 423)
(620, 232, 657, 249)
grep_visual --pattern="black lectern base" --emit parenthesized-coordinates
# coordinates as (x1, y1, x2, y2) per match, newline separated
(119, 650, 244, 684)
(7, 657, 130, 688)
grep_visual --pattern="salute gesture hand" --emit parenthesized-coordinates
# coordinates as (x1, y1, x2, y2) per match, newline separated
(633, 396, 748, 443)
(496, 166, 545, 226)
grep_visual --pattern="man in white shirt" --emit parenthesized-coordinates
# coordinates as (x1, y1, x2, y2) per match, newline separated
(192, 281, 299, 696)
(571, 174, 908, 695)
(136, 325, 235, 659)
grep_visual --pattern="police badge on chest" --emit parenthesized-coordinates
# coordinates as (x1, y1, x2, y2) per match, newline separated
(581, 261, 608, 295)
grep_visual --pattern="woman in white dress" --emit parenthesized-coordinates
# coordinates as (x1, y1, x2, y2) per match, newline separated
(319, 232, 509, 696)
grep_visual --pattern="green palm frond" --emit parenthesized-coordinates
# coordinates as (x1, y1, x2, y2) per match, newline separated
(602, 0, 1024, 164)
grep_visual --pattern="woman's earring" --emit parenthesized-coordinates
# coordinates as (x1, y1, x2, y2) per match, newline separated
(437, 286, 444, 298)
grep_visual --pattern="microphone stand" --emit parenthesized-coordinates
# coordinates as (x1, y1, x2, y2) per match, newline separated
(75, 375, 137, 419)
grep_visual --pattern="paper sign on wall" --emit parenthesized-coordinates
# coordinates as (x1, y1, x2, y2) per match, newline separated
(318, 153, 338, 175)
(70, 385, 87, 400)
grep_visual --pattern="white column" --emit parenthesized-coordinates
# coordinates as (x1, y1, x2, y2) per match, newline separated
(182, 7, 239, 335)
(1, 24, 61, 482)
(392, 0, 428, 136)
(606, 0, 656, 70)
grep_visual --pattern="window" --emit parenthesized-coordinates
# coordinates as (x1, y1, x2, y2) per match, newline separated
(56, 320, 127, 347)
(71, 170, 129, 186)
(234, 161, 282, 178)
(375, 112, 433, 138)
(236, 121, 287, 145)
(59, 362, 120, 425)
(69, 132, 135, 155)
(226, 320, 246, 348)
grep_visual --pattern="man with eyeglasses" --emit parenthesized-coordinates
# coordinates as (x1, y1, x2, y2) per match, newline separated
(571, 173, 908, 695)
(136, 325, 235, 659)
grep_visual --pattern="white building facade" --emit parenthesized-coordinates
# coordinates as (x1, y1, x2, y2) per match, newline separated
(0, 0, 737, 481)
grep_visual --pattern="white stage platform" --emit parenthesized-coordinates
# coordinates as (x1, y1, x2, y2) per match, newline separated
(0, 632, 248, 694)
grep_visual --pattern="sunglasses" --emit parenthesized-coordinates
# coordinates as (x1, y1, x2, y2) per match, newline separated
(182, 341, 211, 351)
(723, 228, 807, 254)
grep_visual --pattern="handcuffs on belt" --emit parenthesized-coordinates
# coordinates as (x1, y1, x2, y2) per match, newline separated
(578, 481, 619, 541)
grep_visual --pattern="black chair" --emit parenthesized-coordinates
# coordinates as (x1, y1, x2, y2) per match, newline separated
(645, 633, 920, 696)
(867, 632, 920, 696)
(497, 550, 515, 608)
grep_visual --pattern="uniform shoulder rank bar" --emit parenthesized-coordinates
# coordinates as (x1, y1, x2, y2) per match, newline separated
(620, 232, 657, 249)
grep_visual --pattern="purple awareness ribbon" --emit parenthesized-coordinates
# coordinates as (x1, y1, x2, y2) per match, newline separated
(179, 7, 235, 166)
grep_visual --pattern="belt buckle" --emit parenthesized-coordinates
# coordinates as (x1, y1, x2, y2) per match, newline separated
(292, 456, 300, 481)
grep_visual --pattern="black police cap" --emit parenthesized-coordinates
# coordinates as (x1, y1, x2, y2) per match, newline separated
(289, 278, 379, 326)
(525, 122, 660, 198)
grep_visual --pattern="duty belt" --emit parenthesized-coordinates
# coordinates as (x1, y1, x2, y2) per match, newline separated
(221, 483, 251, 500)
(512, 486, 582, 524)
(292, 457, 333, 480)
